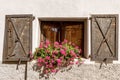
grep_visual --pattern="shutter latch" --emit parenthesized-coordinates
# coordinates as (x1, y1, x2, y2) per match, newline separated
(99, 58, 107, 69)
(16, 58, 21, 70)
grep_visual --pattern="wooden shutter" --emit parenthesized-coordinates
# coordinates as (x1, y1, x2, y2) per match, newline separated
(62, 22, 84, 49)
(41, 21, 60, 44)
(91, 15, 118, 61)
(3, 15, 34, 62)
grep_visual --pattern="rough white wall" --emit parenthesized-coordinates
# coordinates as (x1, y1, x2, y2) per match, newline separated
(0, 63, 120, 80)
(0, 0, 120, 80)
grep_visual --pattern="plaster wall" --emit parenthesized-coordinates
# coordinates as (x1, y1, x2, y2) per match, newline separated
(0, 0, 120, 80)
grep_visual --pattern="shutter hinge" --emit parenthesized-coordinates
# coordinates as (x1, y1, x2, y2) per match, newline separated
(16, 58, 22, 70)
(99, 58, 107, 69)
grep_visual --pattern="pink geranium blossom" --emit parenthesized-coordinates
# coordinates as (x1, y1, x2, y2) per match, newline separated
(75, 61, 79, 64)
(54, 41, 59, 48)
(29, 51, 33, 59)
(45, 56, 50, 60)
(44, 70, 48, 74)
(60, 49, 66, 56)
(51, 59, 55, 63)
(54, 41, 59, 45)
(39, 41, 43, 48)
(79, 49, 82, 54)
(53, 50, 58, 54)
(59, 45, 62, 48)
(51, 69, 57, 73)
(63, 47, 67, 51)
(37, 57, 44, 63)
(37, 63, 42, 67)
(31, 39, 83, 77)
(75, 46, 79, 49)
(49, 63, 53, 68)
(72, 43, 75, 46)
(56, 59, 62, 66)
(45, 40, 50, 46)
(70, 61, 74, 65)
(64, 39, 68, 43)
(70, 50, 77, 57)
(44, 45, 48, 48)
(45, 49, 50, 53)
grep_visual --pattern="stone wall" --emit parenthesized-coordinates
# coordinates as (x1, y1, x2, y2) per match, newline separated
(0, 62, 120, 80)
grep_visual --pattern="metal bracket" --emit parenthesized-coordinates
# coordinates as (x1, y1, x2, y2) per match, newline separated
(99, 58, 107, 69)
(16, 58, 22, 70)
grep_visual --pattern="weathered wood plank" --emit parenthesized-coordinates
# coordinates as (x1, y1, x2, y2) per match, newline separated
(91, 15, 118, 61)
(3, 15, 34, 62)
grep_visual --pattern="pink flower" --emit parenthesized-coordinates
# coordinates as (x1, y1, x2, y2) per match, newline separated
(75, 61, 79, 64)
(53, 50, 58, 54)
(64, 39, 68, 43)
(60, 57, 63, 60)
(63, 47, 67, 51)
(70, 61, 74, 65)
(60, 49, 66, 56)
(54, 41, 59, 45)
(29, 51, 33, 59)
(56, 59, 61, 63)
(79, 49, 82, 54)
(49, 63, 53, 68)
(70, 50, 74, 54)
(72, 43, 75, 46)
(54, 41, 59, 48)
(29, 51, 32, 55)
(52, 55, 55, 58)
(45, 56, 50, 60)
(46, 64, 49, 68)
(45, 40, 50, 46)
(51, 60, 55, 63)
(75, 46, 79, 49)
(45, 49, 50, 53)
(45, 62, 48, 65)
(44, 45, 48, 48)
(37, 63, 42, 67)
(37, 58, 44, 63)
(70, 50, 77, 57)
(56, 59, 62, 66)
(44, 70, 48, 74)
(39, 41, 43, 48)
(62, 39, 68, 44)
(70, 58, 74, 61)
(59, 45, 62, 48)
(51, 69, 57, 73)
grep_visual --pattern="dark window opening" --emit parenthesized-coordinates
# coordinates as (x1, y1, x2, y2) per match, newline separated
(40, 21, 84, 56)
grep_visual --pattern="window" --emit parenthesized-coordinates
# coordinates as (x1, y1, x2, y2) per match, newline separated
(39, 18, 88, 58)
